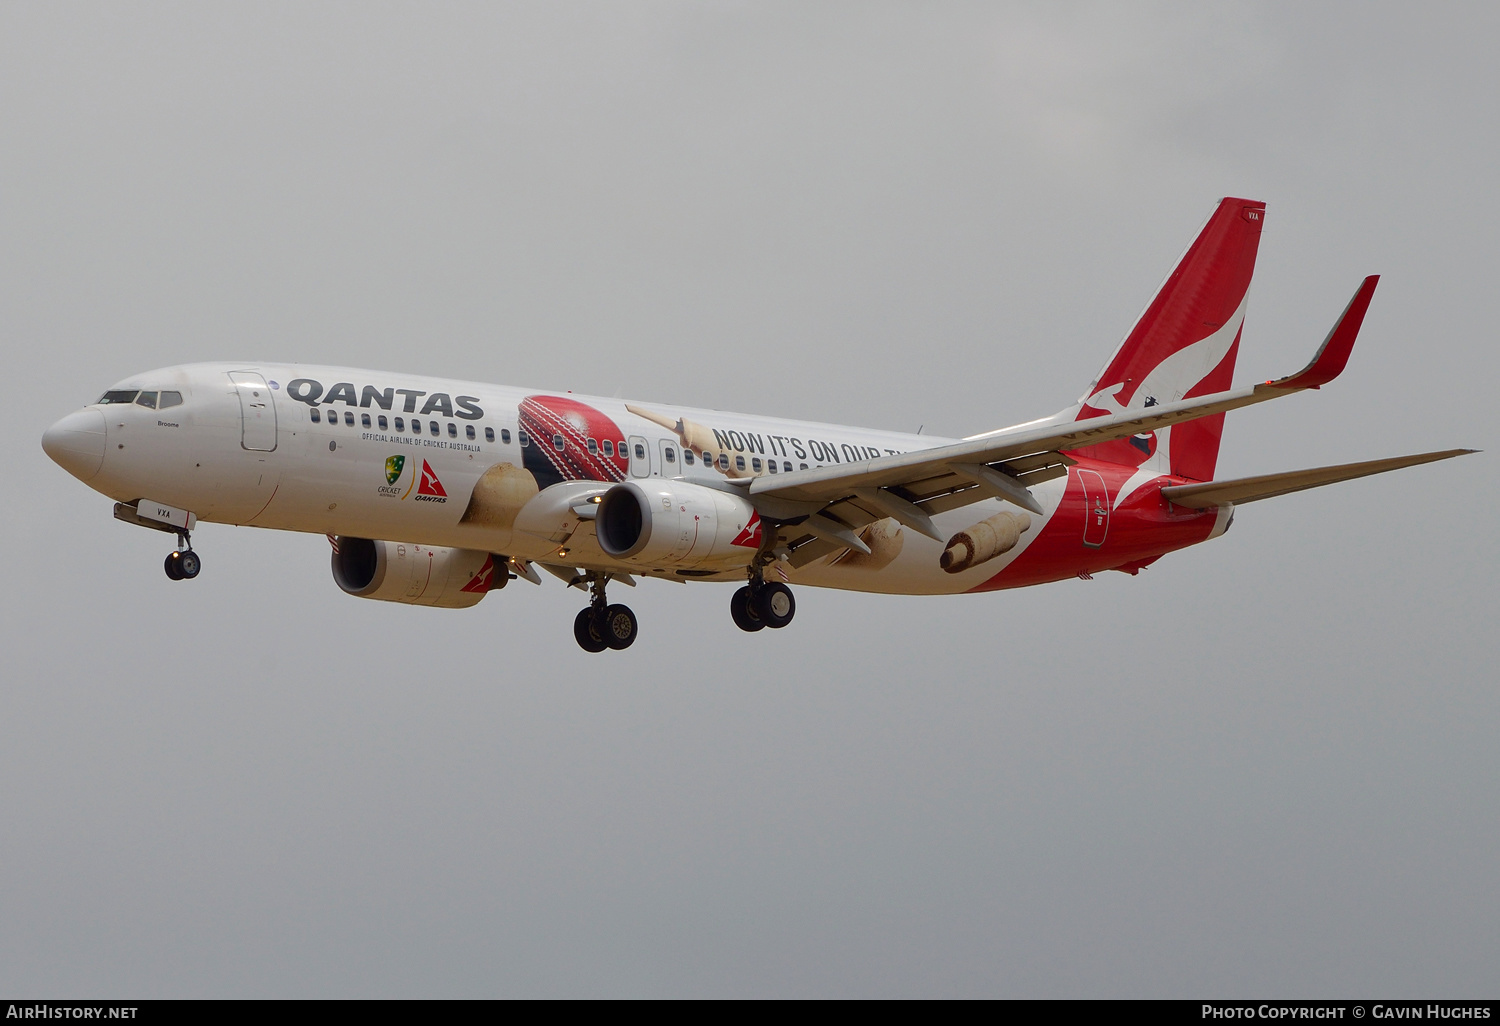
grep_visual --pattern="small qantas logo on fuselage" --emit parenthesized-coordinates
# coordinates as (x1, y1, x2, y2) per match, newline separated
(414, 460, 447, 502)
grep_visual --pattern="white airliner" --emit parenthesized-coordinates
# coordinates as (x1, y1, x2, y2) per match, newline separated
(42, 198, 1473, 651)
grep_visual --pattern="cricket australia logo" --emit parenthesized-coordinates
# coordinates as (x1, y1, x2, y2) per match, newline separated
(379, 454, 406, 497)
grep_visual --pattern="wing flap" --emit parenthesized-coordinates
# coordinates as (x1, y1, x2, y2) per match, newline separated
(1161, 449, 1476, 508)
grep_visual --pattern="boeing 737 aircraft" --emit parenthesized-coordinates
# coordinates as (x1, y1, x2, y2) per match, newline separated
(42, 198, 1473, 651)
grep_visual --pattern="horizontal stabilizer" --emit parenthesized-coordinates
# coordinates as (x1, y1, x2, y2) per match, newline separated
(1160, 449, 1477, 508)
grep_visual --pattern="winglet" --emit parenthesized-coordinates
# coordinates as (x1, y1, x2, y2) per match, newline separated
(1271, 275, 1379, 390)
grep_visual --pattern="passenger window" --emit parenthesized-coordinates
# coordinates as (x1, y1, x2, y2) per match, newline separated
(683, 449, 694, 465)
(665, 446, 676, 463)
(553, 434, 566, 452)
(799, 463, 808, 470)
(135, 391, 158, 409)
(735, 455, 746, 471)
(429, 421, 439, 435)
(499, 428, 509, 443)
(518, 430, 529, 447)
(466, 425, 475, 440)
(394, 416, 404, 431)
(485, 427, 495, 443)
(751, 457, 761, 472)
(378, 415, 388, 430)
(767, 460, 777, 474)
(361, 413, 371, 428)
(718, 454, 729, 471)
(310, 408, 321, 423)
(448, 422, 457, 438)
(634, 443, 646, 459)
(602, 439, 614, 457)
(587, 438, 598, 454)
(98, 390, 138, 405)
(784, 461, 792, 473)
(158, 391, 183, 409)
(345, 412, 355, 426)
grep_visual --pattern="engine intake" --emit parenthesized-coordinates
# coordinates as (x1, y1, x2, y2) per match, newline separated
(596, 479, 761, 571)
(331, 537, 504, 607)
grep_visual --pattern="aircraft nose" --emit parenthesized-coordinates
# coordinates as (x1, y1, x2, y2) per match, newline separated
(42, 408, 107, 482)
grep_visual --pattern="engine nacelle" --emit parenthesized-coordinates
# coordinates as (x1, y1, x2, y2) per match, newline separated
(595, 479, 762, 571)
(331, 537, 504, 608)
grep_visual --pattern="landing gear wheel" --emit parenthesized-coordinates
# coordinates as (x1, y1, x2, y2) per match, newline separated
(164, 551, 184, 581)
(730, 586, 765, 632)
(573, 608, 608, 653)
(754, 582, 795, 629)
(601, 604, 638, 650)
(177, 550, 201, 579)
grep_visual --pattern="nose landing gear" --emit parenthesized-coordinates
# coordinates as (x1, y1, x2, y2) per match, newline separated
(574, 572, 638, 652)
(112, 502, 203, 582)
(163, 532, 201, 581)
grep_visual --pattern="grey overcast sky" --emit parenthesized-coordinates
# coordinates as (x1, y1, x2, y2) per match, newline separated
(2, 2, 1496, 998)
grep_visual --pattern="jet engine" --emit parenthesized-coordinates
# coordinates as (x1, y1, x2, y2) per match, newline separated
(331, 537, 504, 607)
(595, 479, 762, 571)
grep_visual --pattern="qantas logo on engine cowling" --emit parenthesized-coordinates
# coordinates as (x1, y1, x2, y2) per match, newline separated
(459, 556, 496, 594)
(730, 512, 763, 548)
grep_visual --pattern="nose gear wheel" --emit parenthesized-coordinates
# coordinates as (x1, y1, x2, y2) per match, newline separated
(163, 531, 201, 581)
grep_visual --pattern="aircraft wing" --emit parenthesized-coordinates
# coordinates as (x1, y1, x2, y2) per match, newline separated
(744, 276, 1382, 563)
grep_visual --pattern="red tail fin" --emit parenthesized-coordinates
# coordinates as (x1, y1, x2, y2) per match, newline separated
(1071, 197, 1265, 481)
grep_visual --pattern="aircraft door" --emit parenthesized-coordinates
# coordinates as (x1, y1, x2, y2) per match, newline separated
(1077, 468, 1109, 548)
(228, 371, 278, 451)
(658, 438, 680, 478)
(628, 435, 650, 478)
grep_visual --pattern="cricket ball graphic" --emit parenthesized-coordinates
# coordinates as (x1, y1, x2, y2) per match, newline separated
(519, 395, 629, 488)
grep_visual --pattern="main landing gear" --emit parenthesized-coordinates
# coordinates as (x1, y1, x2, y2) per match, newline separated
(730, 576, 796, 632)
(573, 572, 638, 653)
(163, 531, 201, 581)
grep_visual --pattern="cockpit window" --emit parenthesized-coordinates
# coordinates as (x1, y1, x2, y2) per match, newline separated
(98, 390, 139, 405)
(158, 391, 183, 409)
(135, 391, 158, 409)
